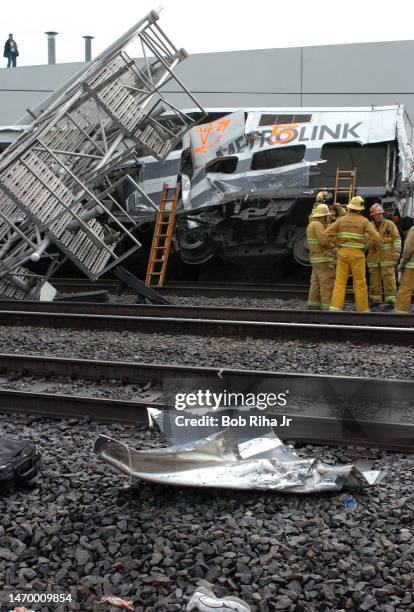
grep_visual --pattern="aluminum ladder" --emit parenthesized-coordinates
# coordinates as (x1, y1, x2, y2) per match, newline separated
(145, 183, 180, 287)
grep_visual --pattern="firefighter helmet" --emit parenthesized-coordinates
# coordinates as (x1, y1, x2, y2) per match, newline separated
(370, 203, 385, 216)
(316, 191, 332, 203)
(311, 203, 330, 218)
(347, 196, 365, 211)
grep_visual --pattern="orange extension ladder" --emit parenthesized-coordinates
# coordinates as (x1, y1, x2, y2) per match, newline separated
(333, 167, 357, 204)
(145, 183, 180, 287)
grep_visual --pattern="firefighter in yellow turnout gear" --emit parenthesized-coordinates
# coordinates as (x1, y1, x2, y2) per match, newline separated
(316, 191, 331, 205)
(322, 196, 380, 312)
(367, 203, 401, 306)
(308, 191, 332, 223)
(310, 191, 346, 223)
(395, 225, 414, 313)
(306, 204, 335, 310)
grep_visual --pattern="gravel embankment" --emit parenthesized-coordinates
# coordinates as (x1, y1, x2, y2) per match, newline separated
(116, 293, 414, 313)
(0, 375, 153, 402)
(0, 415, 413, 612)
(117, 294, 308, 310)
(0, 326, 412, 380)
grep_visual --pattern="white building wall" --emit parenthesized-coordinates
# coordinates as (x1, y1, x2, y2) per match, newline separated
(0, 40, 413, 123)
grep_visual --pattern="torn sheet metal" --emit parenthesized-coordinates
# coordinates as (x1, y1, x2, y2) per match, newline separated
(94, 426, 384, 493)
(185, 109, 318, 211)
(186, 161, 314, 210)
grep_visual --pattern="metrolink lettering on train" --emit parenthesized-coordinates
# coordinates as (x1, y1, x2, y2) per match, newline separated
(216, 122, 363, 157)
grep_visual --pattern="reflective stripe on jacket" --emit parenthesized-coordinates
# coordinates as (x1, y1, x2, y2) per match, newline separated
(306, 219, 334, 264)
(366, 219, 401, 268)
(400, 226, 414, 269)
(322, 212, 380, 251)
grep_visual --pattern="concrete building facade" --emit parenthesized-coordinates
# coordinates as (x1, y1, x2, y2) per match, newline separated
(0, 39, 414, 124)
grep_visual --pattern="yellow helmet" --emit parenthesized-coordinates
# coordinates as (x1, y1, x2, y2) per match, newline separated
(347, 196, 365, 211)
(312, 203, 330, 218)
(316, 191, 332, 203)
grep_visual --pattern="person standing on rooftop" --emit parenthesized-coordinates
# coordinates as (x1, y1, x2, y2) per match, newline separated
(4, 34, 19, 68)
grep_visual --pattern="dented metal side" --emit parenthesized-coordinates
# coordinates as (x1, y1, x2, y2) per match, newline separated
(185, 162, 315, 210)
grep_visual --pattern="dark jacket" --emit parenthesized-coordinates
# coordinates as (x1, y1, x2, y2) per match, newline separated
(4, 39, 19, 57)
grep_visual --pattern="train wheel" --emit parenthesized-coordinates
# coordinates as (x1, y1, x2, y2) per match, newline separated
(293, 228, 311, 266)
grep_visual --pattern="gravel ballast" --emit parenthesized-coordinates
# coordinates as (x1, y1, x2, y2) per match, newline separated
(117, 294, 308, 311)
(116, 293, 414, 313)
(0, 325, 412, 380)
(0, 415, 413, 612)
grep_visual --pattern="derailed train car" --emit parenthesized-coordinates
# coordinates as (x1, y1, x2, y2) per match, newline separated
(125, 105, 414, 278)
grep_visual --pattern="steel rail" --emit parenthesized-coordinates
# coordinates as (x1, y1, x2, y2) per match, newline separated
(158, 284, 311, 298)
(0, 354, 412, 449)
(52, 278, 310, 290)
(51, 279, 318, 299)
(0, 308, 412, 344)
(0, 300, 412, 328)
(50, 278, 360, 299)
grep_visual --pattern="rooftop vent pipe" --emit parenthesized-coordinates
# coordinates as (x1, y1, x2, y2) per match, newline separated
(45, 31, 58, 64)
(83, 36, 94, 62)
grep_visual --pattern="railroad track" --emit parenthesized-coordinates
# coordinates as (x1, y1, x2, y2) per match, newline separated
(52, 278, 309, 290)
(0, 306, 412, 344)
(0, 353, 412, 450)
(51, 278, 317, 299)
(0, 300, 412, 328)
(159, 284, 311, 299)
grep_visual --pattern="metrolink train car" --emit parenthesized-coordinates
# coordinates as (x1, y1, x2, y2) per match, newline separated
(122, 104, 414, 279)
(1, 105, 414, 280)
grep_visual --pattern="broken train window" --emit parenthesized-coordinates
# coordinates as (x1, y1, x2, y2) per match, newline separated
(251, 145, 306, 170)
(205, 156, 239, 174)
(310, 142, 392, 189)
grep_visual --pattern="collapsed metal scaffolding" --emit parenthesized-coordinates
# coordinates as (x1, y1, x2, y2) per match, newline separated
(0, 10, 205, 300)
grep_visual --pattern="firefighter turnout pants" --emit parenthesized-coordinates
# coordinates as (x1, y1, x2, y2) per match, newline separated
(369, 265, 397, 304)
(307, 262, 335, 310)
(330, 247, 369, 312)
(395, 268, 414, 313)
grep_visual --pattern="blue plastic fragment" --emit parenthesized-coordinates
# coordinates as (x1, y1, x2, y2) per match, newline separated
(343, 495, 357, 510)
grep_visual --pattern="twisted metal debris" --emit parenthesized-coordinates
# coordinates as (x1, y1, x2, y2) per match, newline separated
(94, 417, 384, 493)
(0, 10, 204, 300)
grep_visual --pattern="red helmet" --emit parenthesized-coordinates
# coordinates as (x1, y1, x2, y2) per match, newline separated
(370, 203, 384, 216)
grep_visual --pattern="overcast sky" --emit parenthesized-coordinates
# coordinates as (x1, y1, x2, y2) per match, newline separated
(2, 0, 414, 67)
